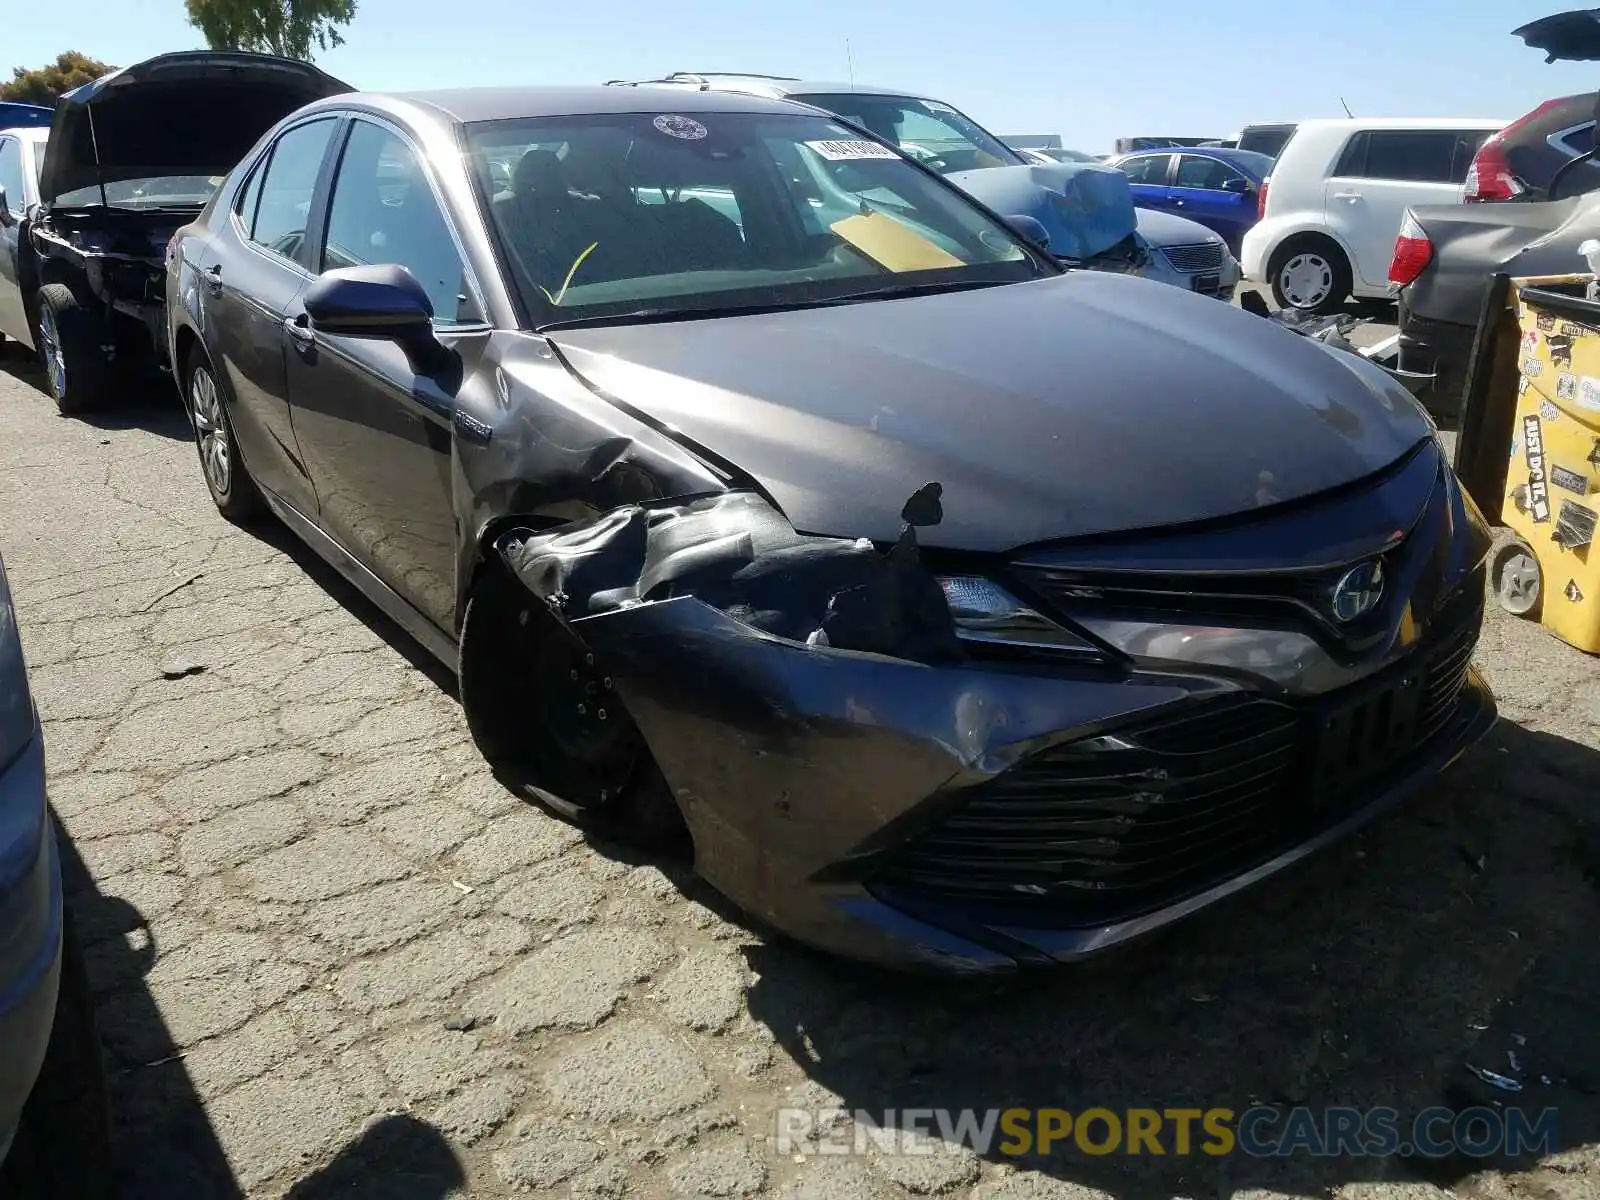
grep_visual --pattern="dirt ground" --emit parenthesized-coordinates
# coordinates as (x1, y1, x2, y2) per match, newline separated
(1, 324, 1597, 1200)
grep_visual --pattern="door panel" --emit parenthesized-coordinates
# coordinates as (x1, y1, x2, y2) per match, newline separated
(1171, 154, 1253, 243)
(203, 117, 341, 515)
(0, 137, 29, 343)
(1323, 129, 1469, 288)
(285, 117, 479, 632)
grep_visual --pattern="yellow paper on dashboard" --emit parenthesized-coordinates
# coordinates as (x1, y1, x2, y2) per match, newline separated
(829, 212, 964, 273)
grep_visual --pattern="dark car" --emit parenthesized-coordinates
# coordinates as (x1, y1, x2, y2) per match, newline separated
(8, 51, 348, 414)
(0, 126, 49, 356)
(167, 85, 1495, 973)
(0, 553, 110, 1198)
(1461, 92, 1600, 202)
(0, 103, 53, 130)
(1106, 147, 1273, 251)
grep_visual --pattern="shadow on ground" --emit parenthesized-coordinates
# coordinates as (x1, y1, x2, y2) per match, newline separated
(54, 825, 465, 1199)
(0, 344, 192, 443)
(738, 718, 1600, 1197)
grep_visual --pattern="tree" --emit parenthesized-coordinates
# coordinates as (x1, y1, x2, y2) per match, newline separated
(185, 0, 357, 62)
(0, 52, 115, 105)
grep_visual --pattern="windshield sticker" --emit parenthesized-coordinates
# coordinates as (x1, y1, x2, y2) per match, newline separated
(653, 115, 708, 140)
(1551, 463, 1588, 495)
(828, 212, 963, 272)
(1540, 398, 1560, 422)
(1580, 376, 1600, 412)
(1524, 414, 1551, 524)
(805, 139, 899, 162)
(1558, 373, 1577, 401)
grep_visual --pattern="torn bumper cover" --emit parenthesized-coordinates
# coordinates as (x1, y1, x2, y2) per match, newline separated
(497, 487, 1496, 973)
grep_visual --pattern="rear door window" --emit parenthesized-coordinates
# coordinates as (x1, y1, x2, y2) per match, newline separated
(249, 118, 340, 265)
(1175, 154, 1241, 190)
(1337, 130, 1462, 183)
(1119, 154, 1171, 184)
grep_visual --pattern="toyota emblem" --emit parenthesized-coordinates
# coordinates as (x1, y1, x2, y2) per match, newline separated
(1330, 560, 1385, 623)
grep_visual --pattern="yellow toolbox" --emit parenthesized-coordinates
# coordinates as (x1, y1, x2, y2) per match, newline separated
(1456, 273, 1600, 653)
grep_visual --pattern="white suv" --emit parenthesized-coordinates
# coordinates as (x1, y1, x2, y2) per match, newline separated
(1240, 117, 1505, 314)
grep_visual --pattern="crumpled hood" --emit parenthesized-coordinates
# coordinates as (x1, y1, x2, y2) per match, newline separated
(546, 271, 1433, 553)
(40, 51, 351, 203)
(944, 160, 1137, 260)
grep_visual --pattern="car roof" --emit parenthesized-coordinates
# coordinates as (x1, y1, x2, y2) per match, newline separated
(606, 73, 933, 102)
(319, 85, 817, 126)
(1292, 116, 1508, 133)
(0, 126, 50, 143)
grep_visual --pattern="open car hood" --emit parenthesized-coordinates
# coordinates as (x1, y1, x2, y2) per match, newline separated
(39, 51, 352, 204)
(1514, 9, 1600, 61)
(943, 160, 1137, 261)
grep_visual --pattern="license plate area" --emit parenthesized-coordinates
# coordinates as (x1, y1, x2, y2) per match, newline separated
(1192, 272, 1221, 295)
(1306, 667, 1427, 807)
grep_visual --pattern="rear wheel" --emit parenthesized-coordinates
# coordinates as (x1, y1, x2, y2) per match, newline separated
(0, 914, 113, 1200)
(185, 349, 265, 524)
(33, 283, 115, 415)
(1267, 237, 1352, 316)
(460, 563, 688, 851)
(1492, 540, 1542, 619)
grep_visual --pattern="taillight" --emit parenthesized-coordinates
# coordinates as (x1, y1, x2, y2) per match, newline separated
(1388, 211, 1433, 287)
(1257, 175, 1270, 220)
(1463, 137, 1524, 202)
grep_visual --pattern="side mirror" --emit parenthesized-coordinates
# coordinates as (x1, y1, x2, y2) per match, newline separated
(1221, 176, 1253, 195)
(303, 263, 434, 336)
(1004, 213, 1051, 250)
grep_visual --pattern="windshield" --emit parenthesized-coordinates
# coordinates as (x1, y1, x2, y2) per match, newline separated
(468, 111, 1044, 328)
(787, 93, 1019, 175)
(52, 174, 222, 208)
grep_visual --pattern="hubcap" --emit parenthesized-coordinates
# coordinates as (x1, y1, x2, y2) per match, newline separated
(190, 367, 230, 495)
(1280, 253, 1333, 308)
(37, 307, 65, 398)
(1496, 547, 1541, 616)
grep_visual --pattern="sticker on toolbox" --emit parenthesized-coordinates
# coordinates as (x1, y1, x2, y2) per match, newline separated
(1590, 439, 1600, 469)
(1523, 329, 1540, 351)
(1540, 398, 1560, 422)
(1537, 312, 1557, 333)
(1552, 464, 1589, 495)
(1555, 499, 1597, 548)
(1559, 320, 1599, 337)
(1559, 373, 1577, 401)
(1524, 414, 1552, 523)
(1549, 334, 1576, 367)
(1521, 355, 1544, 377)
(1567, 579, 1585, 604)
(1581, 376, 1600, 412)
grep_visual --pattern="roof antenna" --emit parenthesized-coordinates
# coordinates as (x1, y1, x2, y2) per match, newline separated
(846, 38, 855, 88)
(1339, 96, 1354, 118)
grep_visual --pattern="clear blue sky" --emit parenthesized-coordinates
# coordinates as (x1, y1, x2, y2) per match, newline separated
(13, 0, 1600, 152)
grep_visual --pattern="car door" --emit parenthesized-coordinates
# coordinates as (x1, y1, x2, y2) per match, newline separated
(1323, 129, 1487, 290)
(202, 115, 342, 517)
(1171, 153, 1254, 244)
(284, 116, 489, 632)
(0, 135, 29, 344)
(1119, 153, 1174, 210)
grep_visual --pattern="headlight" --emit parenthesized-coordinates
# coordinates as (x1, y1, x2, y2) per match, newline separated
(0, 559, 36, 773)
(936, 575, 1104, 658)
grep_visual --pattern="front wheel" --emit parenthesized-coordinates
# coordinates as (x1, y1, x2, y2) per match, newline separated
(33, 283, 114, 415)
(186, 351, 264, 524)
(1491, 540, 1542, 619)
(1267, 238, 1352, 316)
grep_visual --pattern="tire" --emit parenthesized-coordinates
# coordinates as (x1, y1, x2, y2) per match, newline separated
(32, 283, 115, 415)
(185, 348, 265, 524)
(459, 563, 688, 852)
(0, 914, 113, 1200)
(1267, 237, 1352, 316)
(1491, 540, 1542, 620)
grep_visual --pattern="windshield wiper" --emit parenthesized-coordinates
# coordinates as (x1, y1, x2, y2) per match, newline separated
(533, 277, 1015, 333)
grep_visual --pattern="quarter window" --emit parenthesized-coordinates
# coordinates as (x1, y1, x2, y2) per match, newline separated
(0, 138, 24, 212)
(250, 118, 339, 263)
(322, 121, 477, 325)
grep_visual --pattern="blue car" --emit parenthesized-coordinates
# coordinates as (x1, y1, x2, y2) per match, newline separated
(0, 553, 109, 1198)
(0, 103, 53, 130)
(1109, 146, 1275, 252)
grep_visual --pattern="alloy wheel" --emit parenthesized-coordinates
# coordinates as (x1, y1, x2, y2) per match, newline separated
(1279, 253, 1333, 309)
(189, 366, 231, 496)
(37, 306, 65, 399)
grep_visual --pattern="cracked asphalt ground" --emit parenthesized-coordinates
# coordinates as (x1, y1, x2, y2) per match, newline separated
(2, 324, 1599, 1200)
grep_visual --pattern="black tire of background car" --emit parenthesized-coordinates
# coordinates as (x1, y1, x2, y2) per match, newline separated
(186, 350, 267, 525)
(32, 284, 115, 416)
(1267, 236, 1352, 317)
(0, 914, 113, 1200)
(459, 564, 689, 853)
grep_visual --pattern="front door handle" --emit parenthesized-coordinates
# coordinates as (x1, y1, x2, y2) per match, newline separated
(1332, 191, 1363, 202)
(283, 314, 313, 347)
(204, 263, 223, 295)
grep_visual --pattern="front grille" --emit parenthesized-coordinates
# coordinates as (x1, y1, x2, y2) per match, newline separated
(873, 599, 1482, 926)
(1160, 241, 1225, 274)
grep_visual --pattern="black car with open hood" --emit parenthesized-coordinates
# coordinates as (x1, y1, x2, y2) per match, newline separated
(15, 51, 350, 414)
